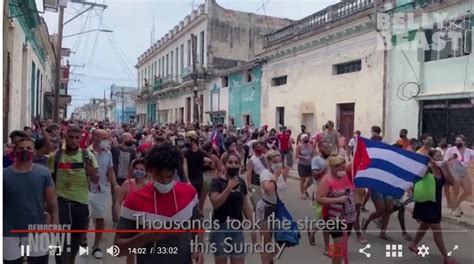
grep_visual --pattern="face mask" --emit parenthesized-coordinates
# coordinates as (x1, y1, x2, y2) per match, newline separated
(335, 171, 346, 178)
(254, 149, 264, 156)
(15, 150, 34, 162)
(456, 143, 463, 148)
(435, 161, 445, 167)
(99, 140, 109, 149)
(153, 180, 175, 194)
(125, 141, 134, 147)
(271, 163, 283, 171)
(184, 143, 192, 149)
(227, 167, 240, 177)
(303, 139, 309, 143)
(133, 170, 146, 179)
(399, 134, 406, 138)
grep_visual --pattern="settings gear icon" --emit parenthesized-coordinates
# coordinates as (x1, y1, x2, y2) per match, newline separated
(417, 244, 430, 257)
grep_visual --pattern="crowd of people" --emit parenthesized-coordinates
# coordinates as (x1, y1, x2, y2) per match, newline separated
(3, 118, 473, 264)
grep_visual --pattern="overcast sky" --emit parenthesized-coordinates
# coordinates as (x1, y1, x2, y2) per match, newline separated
(37, 0, 340, 113)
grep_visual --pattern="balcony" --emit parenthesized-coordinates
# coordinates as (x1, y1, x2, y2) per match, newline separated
(263, 0, 375, 47)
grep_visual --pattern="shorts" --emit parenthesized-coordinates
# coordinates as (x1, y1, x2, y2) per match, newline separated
(209, 223, 245, 258)
(354, 188, 366, 204)
(88, 191, 111, 219)
(325, 221, 353, 239)
(256, 199, 277, 223)
(3, 236, 49, 261)
(286, 151, 294, 167)
(298, 164, 312, 177)
(370, 189, 393, 203)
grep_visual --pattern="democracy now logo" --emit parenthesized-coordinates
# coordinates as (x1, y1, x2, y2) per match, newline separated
(375, 12, 472, 51)
(26, 225, 72, 256)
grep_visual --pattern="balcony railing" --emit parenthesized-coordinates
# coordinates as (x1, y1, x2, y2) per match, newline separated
(263, 0, 375, 47)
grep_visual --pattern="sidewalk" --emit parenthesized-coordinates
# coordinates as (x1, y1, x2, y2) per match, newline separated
(287, 169, 474, 229)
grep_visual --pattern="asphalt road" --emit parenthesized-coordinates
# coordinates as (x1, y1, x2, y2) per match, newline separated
(63, 177, 473, 264)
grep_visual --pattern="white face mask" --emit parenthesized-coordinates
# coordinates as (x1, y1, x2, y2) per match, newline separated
(99, 140, 109, 149)
(336, 171, 345, 178)
(271, 163, 283, 171)
(153, 180, 175, 194)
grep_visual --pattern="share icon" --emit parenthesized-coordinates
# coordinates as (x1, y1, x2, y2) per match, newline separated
(359, 244, 371, 258)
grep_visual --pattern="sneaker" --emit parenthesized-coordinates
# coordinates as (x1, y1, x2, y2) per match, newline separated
(451, 209, 462, 218)
(92, 247, 103, 259)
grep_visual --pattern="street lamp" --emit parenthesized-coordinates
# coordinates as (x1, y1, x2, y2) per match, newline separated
(63, 29, 113, 38)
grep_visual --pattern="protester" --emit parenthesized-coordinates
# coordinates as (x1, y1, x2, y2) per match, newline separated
(200, 142, 220, 212)
(277, 126, 291, 167)
(320, 121, 339, 154)
(286, 129, 295, 169)
(370, 125, 383, 142)
(417, 133, 434, 156)
(245, 140, 269, 207)
(316, 155, 356, 264)
(445, 135, 473, 217)
(347, 130, 361, 161)
(308, 142, 332, 252)
(296, 134, 314, 200)
(256, 150, 289, 264)
(3, 130, 29, 168)
(409, 149, 457, 264)
(46, 123, 62, 151)
(87, 129, 117, 259)
(183, 131, 212, 207)
(3, 137, 59, 264)
(297, 124, 311, 145)
(48, 126, 100, 263)
(209, 151, 255, 264)
(111, 133, 138, 186)
(396, 129, 410, 149)
(114, 144, 204, 264)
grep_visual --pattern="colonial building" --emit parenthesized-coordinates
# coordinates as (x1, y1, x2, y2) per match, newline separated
(385, 0, 474, 143)
(3, 0, 65, 142)
(135, 0, 292, 126)
(109, 84, 138, 123)
(218, 61, 263, 128)
(259, 0, 384, 140)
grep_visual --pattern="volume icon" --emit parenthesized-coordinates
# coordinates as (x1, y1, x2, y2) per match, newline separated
(106, 245, 120, 257)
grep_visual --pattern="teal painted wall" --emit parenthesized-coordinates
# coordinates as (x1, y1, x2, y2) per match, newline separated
(228, 65, 261, 128)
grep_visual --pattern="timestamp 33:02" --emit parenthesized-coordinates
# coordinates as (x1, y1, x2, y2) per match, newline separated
(128, 247, 179, 255)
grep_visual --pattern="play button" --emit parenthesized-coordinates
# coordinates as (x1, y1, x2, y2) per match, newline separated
(79, 246, 89, 256)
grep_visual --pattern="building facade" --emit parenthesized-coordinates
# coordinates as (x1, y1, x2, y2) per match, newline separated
(135, 0, 292, 126)
(220, 62, 263, 128)
(385, 0, 474, 143)
(109, 84, 138, 123)
(260, 0, 383, 140)
(3, 0, 61, 142)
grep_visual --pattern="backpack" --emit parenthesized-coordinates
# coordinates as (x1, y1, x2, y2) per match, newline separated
(52, 148, 90, 183)
(271, 181, 301, 247)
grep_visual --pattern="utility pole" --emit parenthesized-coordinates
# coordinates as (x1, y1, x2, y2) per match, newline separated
(52, 4, 65, 123)
(52, 0, 107, 123)
(122, 86, 125, 123)
(104, 89, 107, 121)
(191, 33, 199, 124)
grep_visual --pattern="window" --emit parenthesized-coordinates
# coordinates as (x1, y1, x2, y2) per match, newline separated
(333, 60, 362, 75)
(425, 15, 472, 62)
(151, 63, 154, 84)
(158, 59, 161, 77)
(187, 39, 191, 66)
(154, 61, 157, 78)
(175, 47, 179, 78)
(162, 57, 165, 77)
(200, 31, 205, 65)
(244, 69, 252, 83)
(271, 75, 287, 86)
(166, 54, 169, 76)
(221, 76, 228, 87)
(170, 51, 174, 78)
(180, 44, 184, 72)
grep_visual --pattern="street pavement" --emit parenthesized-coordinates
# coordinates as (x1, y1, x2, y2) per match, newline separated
(62, 176, 474, 264)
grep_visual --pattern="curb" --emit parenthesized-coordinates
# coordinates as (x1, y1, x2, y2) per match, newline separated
(287, 172, 474, 230)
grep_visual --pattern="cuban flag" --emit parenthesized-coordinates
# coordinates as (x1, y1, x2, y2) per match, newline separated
(210, 128, 225, 155)
(352, 137, 429, 198)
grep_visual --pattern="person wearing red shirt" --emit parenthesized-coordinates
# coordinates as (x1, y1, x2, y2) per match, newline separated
(277, 127, 291, 167)
(80, 126, 90, 149)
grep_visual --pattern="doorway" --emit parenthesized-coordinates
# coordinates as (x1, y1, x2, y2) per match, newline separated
(301, 113, 315, 134)
(337, 103, 355, 144)
(242, 114, 250, 127)
(186, 97, 191, 124)
(276, 107, 285, 127)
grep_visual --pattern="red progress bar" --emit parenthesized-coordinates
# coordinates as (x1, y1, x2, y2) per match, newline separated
(11, 229, 206, 234)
